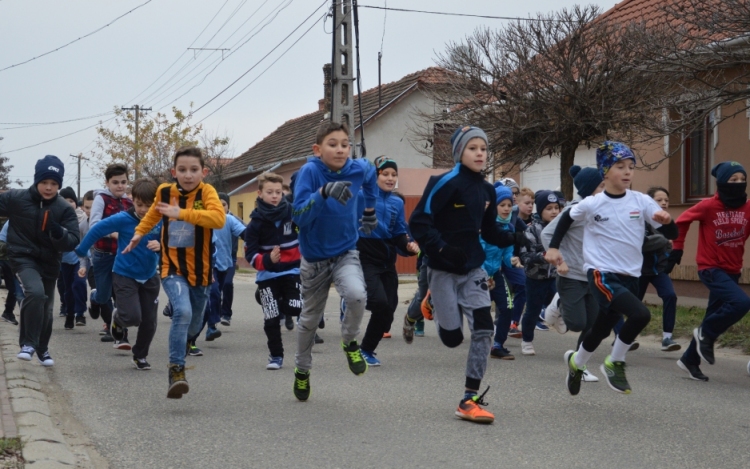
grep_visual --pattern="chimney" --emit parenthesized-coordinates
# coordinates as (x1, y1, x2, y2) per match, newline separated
(319, 63, 332, 111)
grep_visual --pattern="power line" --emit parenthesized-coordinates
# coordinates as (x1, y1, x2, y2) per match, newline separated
(0, 0, 154, 73)
(0, 111, 114, 130)
(356, 4, 554, 21)
(2, 116, 116, 154)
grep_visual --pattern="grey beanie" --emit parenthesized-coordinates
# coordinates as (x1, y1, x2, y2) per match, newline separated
(450, 126, 488, 164)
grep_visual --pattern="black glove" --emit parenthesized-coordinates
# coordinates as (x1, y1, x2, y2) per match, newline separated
(440, 245, 467, 267)
(359, 209, 377, 235)
(321, 181, 353, 205)
(665, 249, 683, 274)
(46, 218, 65, 240)
(514, 231, 528, 249)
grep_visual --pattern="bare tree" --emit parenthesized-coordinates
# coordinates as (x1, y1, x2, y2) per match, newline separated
(201, 130, 235, 193)
(0, 154, 23, 190)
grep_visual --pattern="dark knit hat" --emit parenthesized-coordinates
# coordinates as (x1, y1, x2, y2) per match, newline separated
(569, 165, 603, 198)
(59, 186, 77, 202)
(450, 126, 488, 164)
(535, 190, 560, 215)
(374, 156, 398, 174)
(495, 185, 513, 205)
(596, 141, 635, 177)
(711, 161, 746, 184)
(34, 155, 64, 187)
(218, 192, 230, 204)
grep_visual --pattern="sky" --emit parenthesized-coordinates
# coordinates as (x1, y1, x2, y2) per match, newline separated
(0, 0, 620, 195)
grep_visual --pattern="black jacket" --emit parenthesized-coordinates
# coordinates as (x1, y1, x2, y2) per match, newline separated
(0, 187, 80, 277)
(641, 224, 671, 276)
(243, 201, 300, 274)
(409, 164, 515, 275)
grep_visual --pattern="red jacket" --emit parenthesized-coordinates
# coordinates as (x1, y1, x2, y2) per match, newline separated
(673, 195, 750, 274)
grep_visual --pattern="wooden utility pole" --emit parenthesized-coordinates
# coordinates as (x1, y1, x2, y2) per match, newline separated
(121, 105, 151, 179)
(331, 0, 355, 152)
(70, 153, 87, 198)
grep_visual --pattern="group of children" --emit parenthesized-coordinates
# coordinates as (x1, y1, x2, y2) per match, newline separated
(0, 121, 748, 422)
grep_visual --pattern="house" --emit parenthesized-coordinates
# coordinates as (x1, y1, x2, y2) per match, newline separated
(223, 66, 454, 272)
(508, 0, 750, 297)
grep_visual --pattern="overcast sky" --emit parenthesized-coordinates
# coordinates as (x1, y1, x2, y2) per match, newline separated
(1, 0, 620, 195)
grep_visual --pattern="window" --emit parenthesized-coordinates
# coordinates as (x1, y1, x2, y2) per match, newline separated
(236, 202, 244, 222)
(432, 123, 454, 168)
(684, 113, 716, 201)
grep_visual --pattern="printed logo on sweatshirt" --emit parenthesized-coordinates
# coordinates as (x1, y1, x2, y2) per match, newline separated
(283, 222, 293, 236)
(594, 214, 610, 222)
(453, 203, 465, 208)
(168, 221, 195, 248)
(193, 200, 204, 210)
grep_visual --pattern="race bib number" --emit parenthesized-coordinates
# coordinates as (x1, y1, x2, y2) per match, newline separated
(168, 221, 195, 248)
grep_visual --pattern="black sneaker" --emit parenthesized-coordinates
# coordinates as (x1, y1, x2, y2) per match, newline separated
(565, 350, 584, 396)
(314, 333, 324, 344)
(76, 316, 86, 326)
(1, 312, 18, 325)
(89, 303, 101, 320)
(693, 327, 715, 365)
(402, 314, 415, 345)
(114, 338, 132, 350)
(285, 315, 294, 331)
(293, 368, 310, 401)
(110, 309, 125, 341)
(64, 315, 75, 330)
(677, 358, 709, 381)
(600, 356, 631, 394)
(132, 357, 151, 370)
(188, 345, 203, 356)
(342, 340, 368, 376)
(167, 364, 189, 399)
(318, 315, 325, 329)
(101, 331, 114, 343)
(490, 347, 515, 360)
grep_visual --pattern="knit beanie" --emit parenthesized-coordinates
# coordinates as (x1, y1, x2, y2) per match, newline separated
(374, 156, 398, 174)
(711, 161, 746, 184)
(218, 192, 230, 205)
(34, 155, 64, 187)
(535, 190, 560, 215)
(495, 185, 513, 205)
(59, 186, 77, 202)
(450, 126, 488, 164)
(569, 165, 603, 199)
(596, 141, 635, 178)
(500, 178, 519, 191)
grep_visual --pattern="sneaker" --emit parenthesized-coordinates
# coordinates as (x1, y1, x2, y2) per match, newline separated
(100, 332, 114, 342)
(293, 368, 310, 401)
(188, 345, 203, 357)
(205, 326, 222, 341)
(521, 341, 535, 356)
(403, 314, 415, 344)
(58, 311, 66, 318)
(132, 357, 151, 370)
(490, 347, 514, 360)
(601, 356, 631, 394)
(360, 349, 381, 367)
(677, 358, 709, 381)
(693, 327, 715, 365)
(342, 340, 368, 375)
(339, 298, 346, 324)
(75, 316, 86, 326)
(167, 364, 189, 399)
(17, 345, 35, 361)
(89, 289, 97, 305)
(318, 315, 325, 329)
(421, 290, 434, 320)
(110, 309, 124, 341)
(455, 387, 494, 424)
(37, 351, 54, 367)
(414, 319, 425, 337)
(64, 316, 75, 330)
(285, 314, 294, 331)
(314, 333, 324, 344)
(582, 369, 599, 382)
(266, 356, 283, 370)
(1, 312, 18, 325)
(629, 341, 640, 352)
(88, 302, 101, 320)
(508, 322, 522, 338)
(382, 332, 391, 339)
(114, 338, 132, 351)
(162, 303, 173, 318)
(661, 337, 681, 352)
(535, 321, 549, 331)
(544, 295, 567, 334)
(99, 324, 109, 335)
(220, 316, 231, 326)
(565, 350, 584, 396)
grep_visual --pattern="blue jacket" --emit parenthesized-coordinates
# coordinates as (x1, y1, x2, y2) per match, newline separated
(292, 157, 377, 262)
(356, 188, 412, 266)
(481, 212, 524, 277)
(75, 210, 161, 282)
(212, 213, 246, 271)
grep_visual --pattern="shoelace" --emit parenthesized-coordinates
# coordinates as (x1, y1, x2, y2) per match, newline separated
(473, 386, 490, 406)
(347, 350, 364, 363)
(295, 375, 309, 390)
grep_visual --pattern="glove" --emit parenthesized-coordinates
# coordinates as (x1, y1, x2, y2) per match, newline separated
(514, 231, 529, 249)
(359, 209, 377, 235)
(45, 218, 65, 240)
(665, 249, 683, 274)
(440, 245, 467, 267)
(321, 181, 353, 205)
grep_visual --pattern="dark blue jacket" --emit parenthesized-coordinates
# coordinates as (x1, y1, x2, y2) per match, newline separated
(356, 188, 412, 266)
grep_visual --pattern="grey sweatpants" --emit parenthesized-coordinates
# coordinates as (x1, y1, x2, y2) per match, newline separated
(427, 267, 494, 391)
(295, 251, 367, 371)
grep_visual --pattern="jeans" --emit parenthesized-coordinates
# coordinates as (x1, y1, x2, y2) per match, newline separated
(60, 262, 86, 320)
(492, 265, 526, 347)
(162, 275, 209, 367)
(221, 265, 235, 318)
(522, 277, 557, 343)
(91, 250, 116, 324)
(208, 268, 230, 327)
(638, 272, 677, 333)
(681, 268, 750, 366)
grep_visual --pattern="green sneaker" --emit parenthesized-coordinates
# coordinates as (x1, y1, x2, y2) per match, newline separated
(565, 350, 584, 396)
(342, 340, 368, 376)
(414, 319, 425, 337)
(293, 368, 310, 401)
(600, 356, 631, 394)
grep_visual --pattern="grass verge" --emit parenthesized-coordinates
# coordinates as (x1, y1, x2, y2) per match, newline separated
(0, 437, 24, 468)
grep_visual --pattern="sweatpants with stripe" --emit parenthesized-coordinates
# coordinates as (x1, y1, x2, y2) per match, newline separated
(580, 269, 651, 353)
(427, 267, 494, 391)
(257, 274, 302, 358)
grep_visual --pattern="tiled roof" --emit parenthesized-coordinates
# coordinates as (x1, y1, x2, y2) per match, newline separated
(224, 67, 452, 179)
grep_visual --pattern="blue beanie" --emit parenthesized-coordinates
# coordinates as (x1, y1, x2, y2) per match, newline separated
(495, 185, 513, 205)
(535, 190, 560, 215)
(450, 126, 488, 164)
(34, 155, 64, 188)
(711, 161, 746, 184)
(596, 141, 635, 177)
(569, 165, 603, 198)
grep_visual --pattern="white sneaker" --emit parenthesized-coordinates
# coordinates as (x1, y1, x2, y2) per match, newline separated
(544, 294, 568, 334)
(521, 341, 536, 355)
(582, 368, 599, 382)
(17, 345, 35, 361)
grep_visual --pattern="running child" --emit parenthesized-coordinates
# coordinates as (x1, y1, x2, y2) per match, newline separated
(508, 186, 534, 337)
(0, 222, 19, 325)
(76, 190, 96, 326)
(58, 187, 87, 331)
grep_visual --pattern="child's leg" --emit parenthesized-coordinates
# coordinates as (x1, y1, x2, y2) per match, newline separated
(457, 269, 494, 392)
(295, 259, 333, 371)
(492, 272, 512, 347)
(258, 279, 284, 358)
(505, 266, 526, 324)
(56, 271, 65, 314)
(0, 261, 15, 316)
(38, 275, 56, 355)
(332, 251, 368, 345)
(207, 268, 226, 328)
(426, 268, 464, 347)
(91, 251, 116, 322)
(112, 273, 143, 328)
(522, 278, 545, 342)
(695, 269, 749, 339)
(132, 276, 160, 360)
(15, 266, 53, 350)
(361, 264, 397, 353)
(221, 265, 235, 319)
(71, 265, 87, 318)
(406, 263, 429, 321)
(163, 275, 198, 367)
(651, 272, 677, 335)
(61, 264, 76, 321)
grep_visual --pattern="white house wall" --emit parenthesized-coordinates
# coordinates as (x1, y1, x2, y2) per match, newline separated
(519, 145, 597, 195)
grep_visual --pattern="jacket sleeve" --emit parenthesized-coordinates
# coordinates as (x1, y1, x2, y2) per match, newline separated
(408, 176, 450, 258)
(360, 161, 378, 209)
(642, 232, 669, 253)
(50, 205, 81, 253)
(135, 192, 166, 237)
(179, 185, 226, 229)
(480, 186, 515, 248)
(540, 208, 564, 250)
(292, 165, 328, 228)
(230, 216, 246, 238)
(243, 220, 274, 272)
(672, 200, 707, 250)
(75, 216, 118, 257)
(88, 194, 106, 228)
(0, 191, 10, 217)
(519, 225, 548, 268)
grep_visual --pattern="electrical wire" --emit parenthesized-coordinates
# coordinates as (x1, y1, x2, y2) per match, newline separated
(0, 112, 114, 130)
(379, 0, 387, 55)
(0, 0, 154, 73)
(357, 4, 554, 21)
(2, 116, 116, 154)
(352, 0, 366, 158)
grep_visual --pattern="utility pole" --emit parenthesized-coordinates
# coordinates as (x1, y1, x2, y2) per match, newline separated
(70, 153, 88, 198)
(331, 0, 355, 154)
(121, 105, 151, 179)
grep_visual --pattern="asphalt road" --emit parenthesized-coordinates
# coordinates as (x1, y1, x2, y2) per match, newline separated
(39, 274, 750, 469)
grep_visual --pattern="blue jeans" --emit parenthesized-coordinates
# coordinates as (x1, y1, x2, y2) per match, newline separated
(162, 275, 209, 367)
(681, 268, 750, 366)
(638, 272, 677, 333)
(208, 268, 230, 327)
(91, 250, 116, 311)
(522, 277, 557, 342)
(60, 262, 86, 318)
(221, 265, 235, 318)
(492, 265, 526, 347)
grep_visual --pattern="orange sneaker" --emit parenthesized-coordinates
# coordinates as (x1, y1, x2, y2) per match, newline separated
(508, 321, 522, 339)
(421, 290, 434, 321)
(455, 387, 494, 424)
(382, 332, 392, 338)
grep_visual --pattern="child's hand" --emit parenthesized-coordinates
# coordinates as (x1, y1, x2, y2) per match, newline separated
(406, 241, 419, 254)
(557, 261, 569, 276)
(511, 256, 523, 268)
(270, 246, 281, 263)
(156, 197, 181, 219)
(122, 234, 142, 254)
(146, 240, 160, 252)
(109, 232, 119, 240)
(544, 248, 563, 266)
(487, 277, 496, 291)
(78, 267, 87, 278)
(652, 210, 671, 224)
